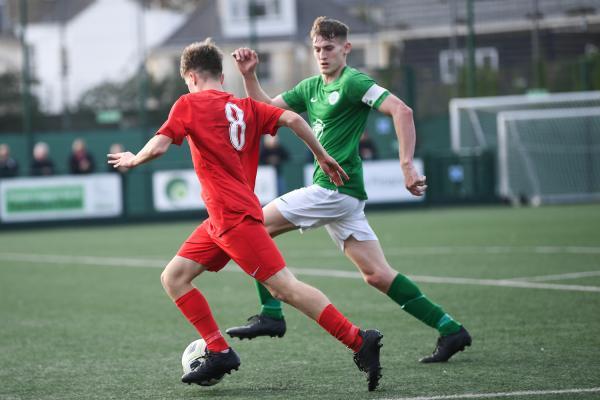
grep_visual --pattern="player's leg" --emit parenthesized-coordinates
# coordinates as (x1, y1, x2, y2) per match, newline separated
(166, 223, 240, 385)
(161, 255, 229, 354)
(340, 231, 471, 362)
(261, 268, 383, 391)
(221, 219, 383, 391)
(226, 192, 303, 339)
(226, 185, 335, 339)
(342, 237, 457, 330)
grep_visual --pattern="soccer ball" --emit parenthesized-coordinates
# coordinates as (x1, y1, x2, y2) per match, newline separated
(181, 338, 223, 386)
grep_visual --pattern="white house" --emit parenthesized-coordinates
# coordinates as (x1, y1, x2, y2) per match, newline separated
(148, 0, 379, 99)
(24, 0, 185, 114)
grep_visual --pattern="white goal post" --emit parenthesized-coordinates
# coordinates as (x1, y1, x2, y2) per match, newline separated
(497, 107, 600, 205)
(450, 91, 600, 151)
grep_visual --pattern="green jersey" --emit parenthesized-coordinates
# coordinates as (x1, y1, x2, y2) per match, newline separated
(282, 66, 389, 199)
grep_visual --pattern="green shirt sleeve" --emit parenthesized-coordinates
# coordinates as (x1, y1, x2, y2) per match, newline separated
(346, 71, 390, 110)
(281, 79, 309, 113)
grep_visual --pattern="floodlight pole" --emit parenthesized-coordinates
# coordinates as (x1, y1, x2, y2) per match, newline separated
(449, 0, 459, 97)
(59, 0, 71, 130)
(466, 0, 476, 97)
(531, 0, 543, 89)
(248, 0, 258, 50)
(19, 0, 32, 141)
(137, 0, 148, 135)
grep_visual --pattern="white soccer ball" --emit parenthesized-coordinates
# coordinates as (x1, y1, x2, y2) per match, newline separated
(181, 338, 223, 386)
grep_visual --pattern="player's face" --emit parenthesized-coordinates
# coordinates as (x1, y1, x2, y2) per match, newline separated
(312, 35, 349, 77)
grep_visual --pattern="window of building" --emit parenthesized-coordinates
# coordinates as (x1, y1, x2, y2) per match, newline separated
(439, 47, 499, 84)
(221, 0, 294, 39)
(256, 52, 272, 81)
(348, 47, 366, 68)
(476, 48, 499, 70)
(229, 0, 282, 20)
(0, 0, 6, 33)
(251, 0, 281, 18)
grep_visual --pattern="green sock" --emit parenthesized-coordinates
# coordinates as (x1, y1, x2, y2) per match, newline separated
(386, 274, 461, 336)
(255, 280, 284, 319)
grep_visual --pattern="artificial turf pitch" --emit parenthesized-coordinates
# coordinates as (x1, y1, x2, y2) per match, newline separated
(1, 204, 599, 400)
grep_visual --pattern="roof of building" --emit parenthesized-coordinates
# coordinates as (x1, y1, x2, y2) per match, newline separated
(7, 0, 94, 25)
(334, 0, 599, 30)
(162, 0, 372, 47)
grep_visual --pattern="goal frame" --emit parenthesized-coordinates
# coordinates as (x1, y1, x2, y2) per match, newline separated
(496, 107, 600, 204)
(450, 91, 600, 151)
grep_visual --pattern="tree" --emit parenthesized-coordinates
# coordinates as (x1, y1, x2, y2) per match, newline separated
(0, 71, 42, 132)
(75, 69, 187, 128)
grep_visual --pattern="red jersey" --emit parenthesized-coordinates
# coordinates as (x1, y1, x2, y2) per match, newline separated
(157, 90, 285, 236)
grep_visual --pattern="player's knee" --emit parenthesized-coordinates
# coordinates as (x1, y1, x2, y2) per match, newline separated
(264, 281, 294, 303)
(161, 268, 184, 292)
(363, 272, 387, 291)
(265, 223, 278, 237)
(160, 269, 172, 291)
(272, 290, 288, 303)
(267, 286, 288, 302)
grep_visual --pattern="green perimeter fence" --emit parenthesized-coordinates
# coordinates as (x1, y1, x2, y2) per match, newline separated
(0, 117, 498, 226)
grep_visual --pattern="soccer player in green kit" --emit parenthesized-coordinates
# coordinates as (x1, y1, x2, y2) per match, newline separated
(229, 16, 471, 363)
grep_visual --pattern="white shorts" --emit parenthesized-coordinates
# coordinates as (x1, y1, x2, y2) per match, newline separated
(274, 185, 378, 251)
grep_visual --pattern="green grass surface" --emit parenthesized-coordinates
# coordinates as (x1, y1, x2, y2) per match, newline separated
(1, 204, 599, 400)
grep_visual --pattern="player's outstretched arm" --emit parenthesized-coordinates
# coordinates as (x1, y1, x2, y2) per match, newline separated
(107, 134, 172, 170)
(278, 110, 349, 186)
(231, 48, 290, 110)
(378, 94, 427, 196)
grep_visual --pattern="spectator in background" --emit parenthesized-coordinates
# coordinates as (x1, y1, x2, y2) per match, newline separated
(0, 144, 19, 178)
(259, 135, 289, 195)
(107, 143, 128, 173)
(30, 142, 55, 176)
(107, 142, 128, 214)
(358, 131, 378, 161)
(69, 138, 95, 174)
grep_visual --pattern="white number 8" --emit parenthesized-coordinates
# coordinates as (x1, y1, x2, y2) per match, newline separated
(225, 102, 246, 151)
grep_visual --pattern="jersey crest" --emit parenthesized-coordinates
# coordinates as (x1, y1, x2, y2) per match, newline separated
(312, 118, 325, 140)
(328, 91, 340, 105)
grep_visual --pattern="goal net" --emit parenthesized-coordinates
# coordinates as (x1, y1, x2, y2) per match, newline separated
(450, 91, 600, 151)
(497, 107, 600, 205)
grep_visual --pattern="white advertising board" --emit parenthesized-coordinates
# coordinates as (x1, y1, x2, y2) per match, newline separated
(153, 166, 278, 212)
(0, 174, 122, 223)
(303, 159, 425, 203)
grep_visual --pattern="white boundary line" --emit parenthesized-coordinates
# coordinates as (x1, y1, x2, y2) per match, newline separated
(1, 253, 599, 293)
(513, 270, 600, 282)
(379, 387, 600, 400)
(404, 275, 600, 293)
(0, 253, 165, 268)
(283, 246, 600, 257)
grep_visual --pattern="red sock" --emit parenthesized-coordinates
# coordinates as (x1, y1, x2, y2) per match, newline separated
(317, 304, 363, 352)
(175, 288, 229, 352)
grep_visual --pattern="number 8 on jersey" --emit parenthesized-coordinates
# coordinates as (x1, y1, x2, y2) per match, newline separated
(225, 102, 246, 151)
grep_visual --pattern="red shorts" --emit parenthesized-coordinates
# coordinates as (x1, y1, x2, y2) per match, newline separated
(177, 218, 286, 282)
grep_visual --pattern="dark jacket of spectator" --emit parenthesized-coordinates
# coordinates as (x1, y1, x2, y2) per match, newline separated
(0, 144, 19, 178)
(259, 136, 289, 174)
(69, 139, 95, 174)
(359, 132, 378, 161)
(31, 142, 55, 176)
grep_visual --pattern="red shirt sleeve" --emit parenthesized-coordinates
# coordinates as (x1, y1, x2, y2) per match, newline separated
(157, 96, 191, 145)
(253, 99, 285, 137)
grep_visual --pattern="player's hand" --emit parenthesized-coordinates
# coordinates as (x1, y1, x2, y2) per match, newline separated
(402, 163, 427, 196)
(107, 151, 136, 169)
(317, 155, 350, 187)
(231, 48, 258, 77)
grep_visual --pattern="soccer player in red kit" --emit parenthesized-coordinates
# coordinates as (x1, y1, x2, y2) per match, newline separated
(107, 39, 383, 391)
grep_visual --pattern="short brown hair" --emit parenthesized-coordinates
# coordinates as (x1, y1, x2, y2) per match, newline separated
(310, 16, 349, 41)
(179, 38, 223, 79)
